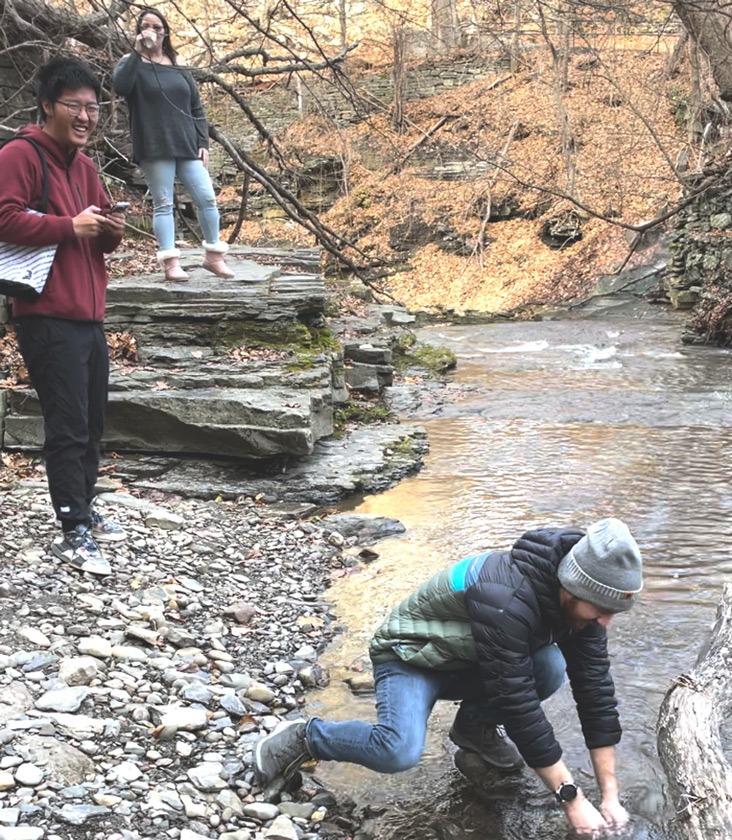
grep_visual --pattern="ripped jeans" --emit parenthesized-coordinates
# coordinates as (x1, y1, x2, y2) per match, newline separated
(305, 644, 566, 773)
(140, 157, 221, 250)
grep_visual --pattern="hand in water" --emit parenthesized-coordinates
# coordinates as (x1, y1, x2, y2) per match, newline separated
(600, 798, 631, 835)
(564, 796, 609, 836)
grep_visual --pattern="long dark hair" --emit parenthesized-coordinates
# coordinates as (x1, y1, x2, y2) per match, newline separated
(135, 7, 178, 66)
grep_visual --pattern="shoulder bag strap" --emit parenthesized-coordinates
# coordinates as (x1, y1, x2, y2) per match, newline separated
(5, 137, 50, 213)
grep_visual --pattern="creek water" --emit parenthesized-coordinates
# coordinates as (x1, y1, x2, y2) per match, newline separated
(307, 302, 732, 840)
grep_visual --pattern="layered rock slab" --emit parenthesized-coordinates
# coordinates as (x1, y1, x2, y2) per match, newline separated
(2, 247, 344, 459)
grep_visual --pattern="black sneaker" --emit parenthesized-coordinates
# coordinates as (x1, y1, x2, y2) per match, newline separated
(449, 709, 524, 771)
(255, 720, 310, 785)
(89, 509, 127, 543)
(51, 525, 111, 576)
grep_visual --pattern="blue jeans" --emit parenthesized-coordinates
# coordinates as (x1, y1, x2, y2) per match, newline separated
(140, 158, 221, 250)
(306, 644, 566, 773)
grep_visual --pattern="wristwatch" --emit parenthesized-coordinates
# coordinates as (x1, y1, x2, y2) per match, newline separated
(555, 781, 579, 803)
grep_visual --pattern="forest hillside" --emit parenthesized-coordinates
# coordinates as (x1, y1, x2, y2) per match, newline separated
(0, 0, 706, 317)
(233, 41, 690, 314)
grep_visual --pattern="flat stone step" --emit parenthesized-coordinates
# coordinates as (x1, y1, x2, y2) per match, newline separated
(105, 247, 326, 347)
(108, 355, 338, 392)
(108, 424, 429, 504)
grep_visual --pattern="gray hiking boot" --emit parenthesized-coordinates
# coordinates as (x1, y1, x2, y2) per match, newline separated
(51, 525, 111, 576)
(255, 720, 310, 785)
(449, 710, 524, 771)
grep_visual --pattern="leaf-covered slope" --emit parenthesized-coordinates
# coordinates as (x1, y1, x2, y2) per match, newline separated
(268, 46, 688, 313)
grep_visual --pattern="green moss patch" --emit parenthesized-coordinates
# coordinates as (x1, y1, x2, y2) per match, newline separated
(334, 397, 392, 432)
(217, 321, 341, 358)
(394, 341, 457, 374)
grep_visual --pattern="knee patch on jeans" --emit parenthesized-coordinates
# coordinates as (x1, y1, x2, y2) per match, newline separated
(152, 196, 174, 214)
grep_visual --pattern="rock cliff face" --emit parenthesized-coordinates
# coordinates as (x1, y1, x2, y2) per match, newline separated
(1, 246, 429, 503)
(666, 167, 732, 345)
(2, 247, 343, 460)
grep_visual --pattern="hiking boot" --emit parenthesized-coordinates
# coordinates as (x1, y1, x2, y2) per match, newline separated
(255, 720, 310, 785)
(449, 711, 524, 771)
(51, 525, 111, 576)
(90, 509, 127, 543)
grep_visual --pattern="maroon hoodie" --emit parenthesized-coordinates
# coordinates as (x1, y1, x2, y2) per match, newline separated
(0, 124, 123, 322)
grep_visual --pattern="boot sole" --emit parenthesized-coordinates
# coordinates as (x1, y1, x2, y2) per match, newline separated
(92, 531, 127, 543)
(202, 264, 235, 278)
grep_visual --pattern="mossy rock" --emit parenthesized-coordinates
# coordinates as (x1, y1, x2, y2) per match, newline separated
(390, 436, 414, 455)
(212, 319, 311, 350)
(395, 342, 457, 374)
(213, 321, 341, 354)
(284, 355, 315, 372)
(334, 399, 392, 431)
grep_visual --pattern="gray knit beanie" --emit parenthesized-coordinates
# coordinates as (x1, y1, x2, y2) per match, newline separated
(557, 518, 642, 612)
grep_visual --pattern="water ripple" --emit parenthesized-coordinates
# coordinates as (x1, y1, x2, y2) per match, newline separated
(316, 312, 730, 837)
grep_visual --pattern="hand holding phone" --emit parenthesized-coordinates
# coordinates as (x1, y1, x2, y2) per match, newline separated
(105, 202, 130, 215)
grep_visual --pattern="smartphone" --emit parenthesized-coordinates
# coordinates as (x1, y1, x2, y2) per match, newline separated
(105, 202, 130, 214)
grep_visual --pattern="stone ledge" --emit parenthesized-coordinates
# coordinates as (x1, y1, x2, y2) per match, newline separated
(108, 423, 428, 504)
(5, 385, 334, 458)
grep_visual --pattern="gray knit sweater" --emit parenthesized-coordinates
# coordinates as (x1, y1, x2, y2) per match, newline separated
(112, 51, 209, 163)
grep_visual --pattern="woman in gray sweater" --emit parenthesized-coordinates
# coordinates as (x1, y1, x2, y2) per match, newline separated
(112, 7, 233, 281)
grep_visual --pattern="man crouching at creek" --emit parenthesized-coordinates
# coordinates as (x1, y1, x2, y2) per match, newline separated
(255, 518, 642, 836)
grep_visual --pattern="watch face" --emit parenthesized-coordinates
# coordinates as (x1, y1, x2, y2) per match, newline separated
(558, 782, 578, 802)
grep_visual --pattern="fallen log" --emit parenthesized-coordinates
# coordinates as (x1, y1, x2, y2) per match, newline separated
(657, 583, 732, 839)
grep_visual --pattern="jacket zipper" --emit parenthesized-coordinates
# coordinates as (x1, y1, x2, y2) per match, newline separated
(73, 180, 98, 319)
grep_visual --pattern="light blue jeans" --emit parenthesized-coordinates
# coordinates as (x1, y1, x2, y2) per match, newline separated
(306, 644, 566, 773)
(140, 157, 221, 250)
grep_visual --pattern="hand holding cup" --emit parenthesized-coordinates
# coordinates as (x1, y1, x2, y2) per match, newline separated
(136, 30, 157, 52)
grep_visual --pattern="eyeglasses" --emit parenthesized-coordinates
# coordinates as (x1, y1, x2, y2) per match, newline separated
(144, 24, 166, 32)
(55, 100, 101, 118)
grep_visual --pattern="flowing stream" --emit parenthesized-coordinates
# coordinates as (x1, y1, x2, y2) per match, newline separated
(306, 301, 732, 840)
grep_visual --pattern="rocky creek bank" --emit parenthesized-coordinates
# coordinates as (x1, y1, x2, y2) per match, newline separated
(0, 247, 468, 840)
(0, 476, 415, 840)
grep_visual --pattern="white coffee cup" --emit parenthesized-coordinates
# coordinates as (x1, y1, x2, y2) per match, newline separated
(142, 31, 156, 49)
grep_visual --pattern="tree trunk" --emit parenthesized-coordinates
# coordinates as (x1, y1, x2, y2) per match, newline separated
(510, 0, 522, 73)
(672, 0, 732, 101)
(536, 1, 578, 202)
(338, 0, 348, 49)
(657, 583, 732, 839)
(392, 26, 407, 133)
(431, 0, 458, 51)
(665, 30, 689, 79)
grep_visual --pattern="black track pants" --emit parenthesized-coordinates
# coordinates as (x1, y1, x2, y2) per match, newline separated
(14, 316, 109, 524)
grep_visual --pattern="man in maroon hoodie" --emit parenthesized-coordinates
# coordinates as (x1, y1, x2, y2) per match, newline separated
(0, 57, 126, 576)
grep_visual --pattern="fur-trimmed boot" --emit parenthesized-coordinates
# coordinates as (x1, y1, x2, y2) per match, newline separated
(202, 241, 235, 278)
(158, 248, 189, 282)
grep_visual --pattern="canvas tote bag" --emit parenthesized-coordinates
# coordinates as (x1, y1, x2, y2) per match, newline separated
(0, 137, 57, 301)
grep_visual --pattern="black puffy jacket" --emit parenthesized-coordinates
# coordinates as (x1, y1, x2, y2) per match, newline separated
(370, 527, 622, 767)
